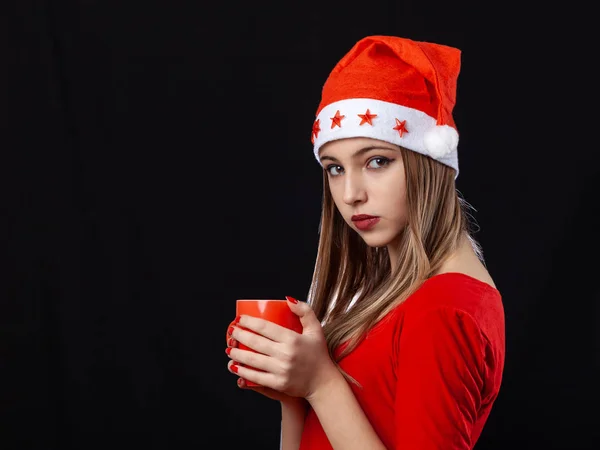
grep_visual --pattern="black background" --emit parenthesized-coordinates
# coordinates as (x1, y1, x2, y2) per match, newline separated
(2, 1, 598, 449)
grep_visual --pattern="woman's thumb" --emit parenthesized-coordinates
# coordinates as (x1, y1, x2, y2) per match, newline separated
(285, 296, 319, 331)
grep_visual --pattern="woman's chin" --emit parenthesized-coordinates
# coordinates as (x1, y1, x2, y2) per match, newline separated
(359, 233, 393, 248)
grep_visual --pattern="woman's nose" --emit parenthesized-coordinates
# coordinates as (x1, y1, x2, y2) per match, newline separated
(342, 174, 367, 205)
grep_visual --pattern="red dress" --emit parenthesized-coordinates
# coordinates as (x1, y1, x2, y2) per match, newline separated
(299, 272, 506, 449)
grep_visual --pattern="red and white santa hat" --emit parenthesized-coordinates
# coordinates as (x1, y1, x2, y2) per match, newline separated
(311, 35, 462, 175)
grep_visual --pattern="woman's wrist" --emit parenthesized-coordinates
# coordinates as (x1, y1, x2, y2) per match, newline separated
(281, 396, 308, 413)
(306, 362, 345, 406)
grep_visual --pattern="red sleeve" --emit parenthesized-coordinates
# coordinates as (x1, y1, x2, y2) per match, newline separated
(394, 307, 486, 449)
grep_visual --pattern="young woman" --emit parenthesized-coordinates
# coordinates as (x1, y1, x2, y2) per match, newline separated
(225, 35, 505, 449)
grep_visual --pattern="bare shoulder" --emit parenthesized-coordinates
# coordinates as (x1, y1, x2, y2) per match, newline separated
(438, 240, 497, 290)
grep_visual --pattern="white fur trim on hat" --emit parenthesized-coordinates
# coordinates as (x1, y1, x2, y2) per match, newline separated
(313, 98, 459, 175)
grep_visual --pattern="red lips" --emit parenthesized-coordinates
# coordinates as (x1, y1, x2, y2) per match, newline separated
(351, 214, 381, 231)
(351, 214, 378, 221)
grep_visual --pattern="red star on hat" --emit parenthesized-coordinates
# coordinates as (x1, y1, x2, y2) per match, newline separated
(330, 110, 345, 129)
(358, 109, 377, 126)
(311, 119, 321, 144)
(393, 119, 408, 137)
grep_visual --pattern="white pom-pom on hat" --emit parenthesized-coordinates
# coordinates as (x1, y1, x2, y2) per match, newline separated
(423, 125, 459, 158)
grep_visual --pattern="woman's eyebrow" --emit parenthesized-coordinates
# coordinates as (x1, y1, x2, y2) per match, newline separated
(320, 146, 397, 163)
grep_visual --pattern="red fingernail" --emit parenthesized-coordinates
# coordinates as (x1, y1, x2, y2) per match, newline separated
(286, 296, 298, 304)
(237, 378, 244, 388)
(235, 315, 241, 323)
(231, 364, 239, 373)
(228, 326, 234, 335)
(225, 347, 231, 356)
(227, 337, 235, 347)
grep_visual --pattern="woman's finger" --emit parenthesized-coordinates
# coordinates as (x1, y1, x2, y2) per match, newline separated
(228, 360, 280, 389)
(237, 315, 299, 343)
(230, 326, 279, 356)
(225, 318, 240, 344)
(227, 346, 280, 374)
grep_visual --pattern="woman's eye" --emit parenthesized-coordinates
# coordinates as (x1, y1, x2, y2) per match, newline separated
(326, 165, 343, 176)
(367, 157, 390, 169)
(326, 158, 391, 175)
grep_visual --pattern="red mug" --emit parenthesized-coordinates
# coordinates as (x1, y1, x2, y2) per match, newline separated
(227, 299, 303, 387)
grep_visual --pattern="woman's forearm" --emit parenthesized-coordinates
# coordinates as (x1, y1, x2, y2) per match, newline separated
(307, 368, 387, 450)
(280, 398, 308, 450)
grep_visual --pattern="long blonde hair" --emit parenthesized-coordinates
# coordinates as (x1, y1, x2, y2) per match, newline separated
(306, 147, 482, 384)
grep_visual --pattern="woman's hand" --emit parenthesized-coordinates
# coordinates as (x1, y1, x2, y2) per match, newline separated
(225, 296, 338, 400)
(227, 330, 306, 406)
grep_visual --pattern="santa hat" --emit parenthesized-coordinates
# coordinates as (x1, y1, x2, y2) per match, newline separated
(311, 35, 461, 176)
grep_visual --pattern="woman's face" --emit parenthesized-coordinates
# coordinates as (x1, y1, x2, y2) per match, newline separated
(319, 137, 408, 248)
